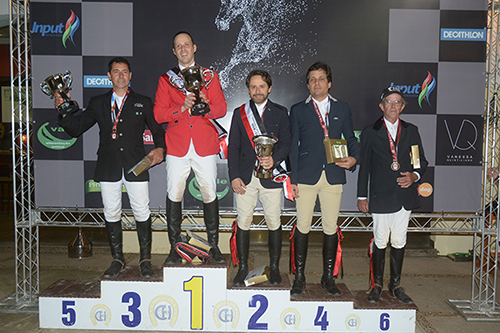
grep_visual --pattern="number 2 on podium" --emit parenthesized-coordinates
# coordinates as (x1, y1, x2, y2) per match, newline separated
(184, 276, 203, 330)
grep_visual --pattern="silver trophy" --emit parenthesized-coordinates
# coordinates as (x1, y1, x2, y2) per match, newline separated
(181, 66, 210, 116)
(40, 70, 79, 115)
(252, 135, 278, 179)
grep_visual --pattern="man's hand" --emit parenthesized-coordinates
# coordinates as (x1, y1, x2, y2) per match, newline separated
(357, 199, 369, 213)
(53, 91, 68, 117)
(260, 156, 274, 170)
(199, 91, 209, 104)
(147, 147, 165, 167)
(335, 156, 356, 169)
(292, 184, 300, 198)
(181, 93, 196, 113)
(231, 178, 247, 195)
(397, 171, 417, 188)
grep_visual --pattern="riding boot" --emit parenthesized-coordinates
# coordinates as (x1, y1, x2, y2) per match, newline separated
(320, 232, 341, 296)
(164, 197, 182, 265)
(268, 226, 282, 285)
(233, 227, 250, 286)
(102, 221, 126, 278)
(389, 246, 413, 304)
(291, 229, 308, 295)
(136, 217, 154, 278)
(204, 198, 227, 264)
(367, 244, 385, 303)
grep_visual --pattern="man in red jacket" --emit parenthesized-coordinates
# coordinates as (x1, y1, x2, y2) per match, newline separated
(154, 31, 227, 264)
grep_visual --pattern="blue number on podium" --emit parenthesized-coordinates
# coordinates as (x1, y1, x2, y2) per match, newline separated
(61, 300, 76, 326)
(248, 294, 268, 330)
(121, 291, 142, 328)
(314, 306, 329, 331)
(380, 313, 390, 331)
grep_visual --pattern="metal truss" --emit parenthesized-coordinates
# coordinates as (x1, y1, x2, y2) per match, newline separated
(5, 0, 39, 312)
(447, 0, 500, 322)
(34, 207, 480, 233)
(3, 1, 495, 317)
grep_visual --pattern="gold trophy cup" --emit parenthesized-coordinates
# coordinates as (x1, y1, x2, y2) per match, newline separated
(252, 135, 278, 179)
(181, 66, 210, 116)
(40, 70, 79, 115)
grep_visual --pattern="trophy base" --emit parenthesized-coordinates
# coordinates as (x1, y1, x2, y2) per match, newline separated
(255, 170, 272, 179)
(58, 100, 80, 115)
(191, 102, 210, 116)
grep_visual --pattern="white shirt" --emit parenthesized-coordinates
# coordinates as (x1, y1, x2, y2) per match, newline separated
(255, 100, 268, 119)
(312, 96, 330, 125)
(383, 117, 399, 142)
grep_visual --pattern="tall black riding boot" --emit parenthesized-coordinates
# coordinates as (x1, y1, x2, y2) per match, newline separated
(204, 198, 227, 264)
(268, 226, 282, 285)
(320, 233, 341, 296)
(389, 246, 413, 304)
(136, 217, 154, 278)
(367, 244, 385, 303)
(291, 229, 308, 295)
(102, 221, 126, 278)
(164, 197, 182, 265)
(233, 227, 250, 287)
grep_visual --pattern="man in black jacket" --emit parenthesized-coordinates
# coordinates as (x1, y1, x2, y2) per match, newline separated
(55, 57, 166, 279)
(357, 87, 428, 304)
(228, 69, 292, 286)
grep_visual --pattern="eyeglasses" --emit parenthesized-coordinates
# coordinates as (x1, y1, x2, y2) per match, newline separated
(383, 100, 403, 106)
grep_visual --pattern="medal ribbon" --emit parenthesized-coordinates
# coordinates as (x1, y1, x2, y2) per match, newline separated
(111, 90, 129, 138)
(312, 100, 329, 139)
(383, 120, 401, 167)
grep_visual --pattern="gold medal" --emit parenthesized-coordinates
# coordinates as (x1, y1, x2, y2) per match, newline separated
(391, 161, 400, 171)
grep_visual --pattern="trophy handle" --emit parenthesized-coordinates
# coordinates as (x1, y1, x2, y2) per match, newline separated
(62, 70, 73, 90)
(40, 82, 53, 97)
(203, 68, 215, 88)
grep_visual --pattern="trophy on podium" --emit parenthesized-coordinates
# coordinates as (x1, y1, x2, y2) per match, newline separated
(181, 66, 211, 116)
(40, 70, 79, 115)
(252, 135, 278, 179)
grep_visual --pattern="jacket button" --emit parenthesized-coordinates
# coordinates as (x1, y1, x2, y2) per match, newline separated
(119, 133, 123, 136)
(119, 119, 123, 122)
(190, 125, 193, 128)
(120, 148, 124, 151)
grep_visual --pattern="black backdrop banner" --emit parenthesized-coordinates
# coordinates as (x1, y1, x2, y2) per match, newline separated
(31, 0, 487, 212)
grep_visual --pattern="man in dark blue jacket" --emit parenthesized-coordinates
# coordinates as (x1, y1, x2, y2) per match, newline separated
(289, 62, 359, 296)
(228, 69, 292, 286)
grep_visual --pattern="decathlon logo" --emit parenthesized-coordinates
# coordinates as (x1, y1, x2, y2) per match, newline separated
(441, 28, 486, 41)
(84, 76, 113, 88)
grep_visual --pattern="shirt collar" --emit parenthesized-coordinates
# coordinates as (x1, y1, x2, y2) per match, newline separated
(179, 62, 195, 71)
(305, 94, 337, 104)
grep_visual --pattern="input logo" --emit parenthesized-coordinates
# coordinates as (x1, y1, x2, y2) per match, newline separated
(63, 10, 80, 48)
(418, 71, 436, 108)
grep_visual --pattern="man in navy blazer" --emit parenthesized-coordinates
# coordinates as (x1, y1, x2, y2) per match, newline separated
(289, 62, 359, 296)
(56, 57, 166, 279)
(228, 69, 292, 286)
(357, 87, 428, 304)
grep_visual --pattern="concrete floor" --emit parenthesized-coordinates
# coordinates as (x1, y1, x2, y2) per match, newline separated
(0, 212, 499, 332)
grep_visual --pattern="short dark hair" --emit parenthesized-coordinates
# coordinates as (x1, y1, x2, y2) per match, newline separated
(245, 69, 272, 89)
(108, 57, 131, 72)
(172, 31, 195, 48)
(306, 61, 332, 83)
